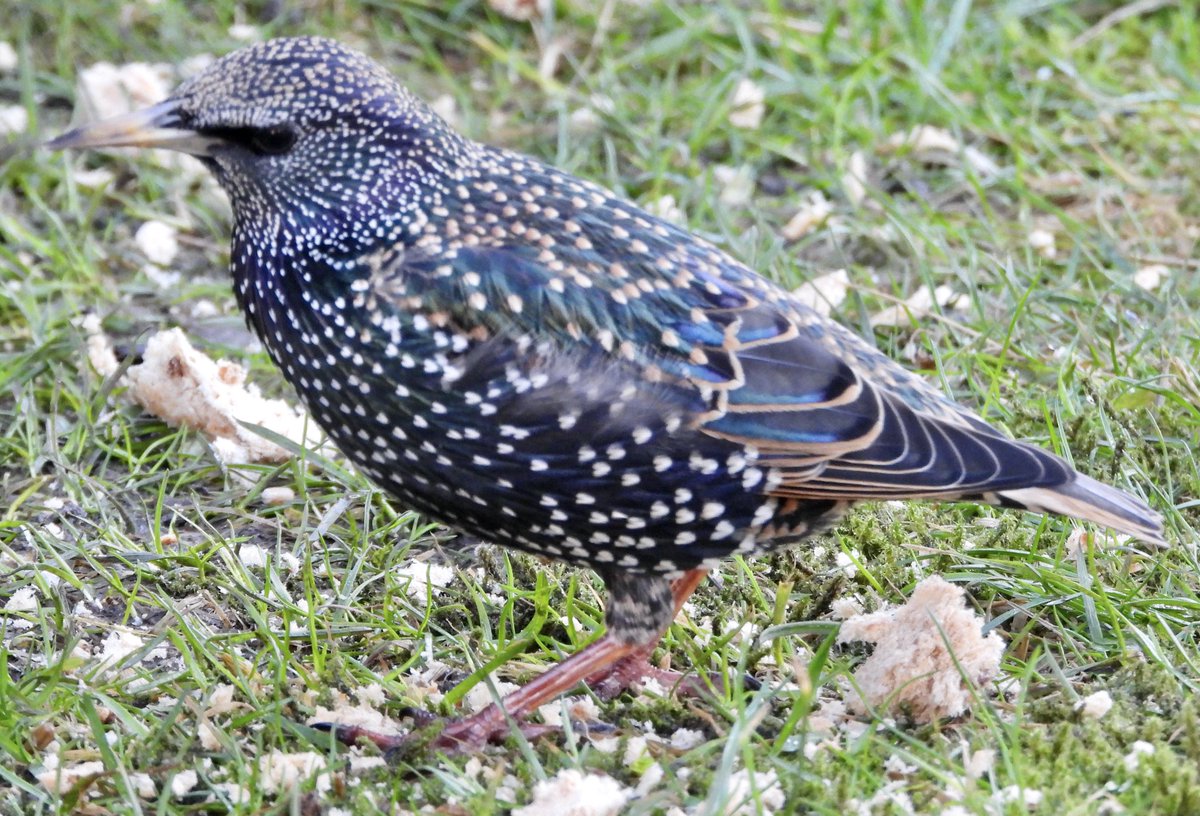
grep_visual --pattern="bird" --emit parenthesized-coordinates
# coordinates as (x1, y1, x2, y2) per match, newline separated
(49, 36, 1165, 752)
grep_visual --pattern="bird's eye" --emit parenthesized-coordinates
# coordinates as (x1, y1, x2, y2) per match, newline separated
(200, 124, 297, 156)
(247, 126, 297, 156)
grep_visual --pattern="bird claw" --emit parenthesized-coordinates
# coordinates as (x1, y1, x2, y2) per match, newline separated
(310, 721, 412, 753)
(588, 655, 759, 702)
(310, 711, 563, 758)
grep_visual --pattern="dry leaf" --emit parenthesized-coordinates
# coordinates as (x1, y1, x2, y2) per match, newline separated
(513, 769, 631, 816)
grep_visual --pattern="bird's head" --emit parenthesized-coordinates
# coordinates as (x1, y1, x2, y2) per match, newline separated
(49, 36, 472, 255)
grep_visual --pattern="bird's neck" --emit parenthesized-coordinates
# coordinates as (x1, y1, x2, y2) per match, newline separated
(227, 168, 462, 322)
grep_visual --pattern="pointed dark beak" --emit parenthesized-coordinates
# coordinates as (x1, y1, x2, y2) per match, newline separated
(45, 99, 217, 156)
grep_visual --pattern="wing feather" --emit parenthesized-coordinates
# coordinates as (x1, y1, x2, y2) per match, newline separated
(359, 216, 1162, 545)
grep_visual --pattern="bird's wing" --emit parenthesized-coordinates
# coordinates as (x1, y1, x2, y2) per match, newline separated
(697, 300, 1078, 501)
(374, 237, 1077, 504)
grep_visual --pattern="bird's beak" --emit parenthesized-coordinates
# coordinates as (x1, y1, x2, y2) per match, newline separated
(45, 99, 217, 156)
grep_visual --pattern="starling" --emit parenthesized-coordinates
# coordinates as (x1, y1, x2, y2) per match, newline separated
(49, 36, 1164, 751)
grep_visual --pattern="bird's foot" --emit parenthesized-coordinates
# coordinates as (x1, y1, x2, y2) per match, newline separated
(312, 707, 560, 757)
(312, 721, 413, 753)
(587, 653, 760, 702)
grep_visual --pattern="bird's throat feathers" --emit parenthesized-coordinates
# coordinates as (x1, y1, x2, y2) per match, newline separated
(225, 131, 481, 331)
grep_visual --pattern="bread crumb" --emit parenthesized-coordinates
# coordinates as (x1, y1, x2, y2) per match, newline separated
(228, 23, 260, 41)
(4, 586, 37, 612)
(204, 684, 241, 717)
(634, 674, 669, 700)
(724, 768, 786, 815)
(870, 284, 966, 328)
(669, 727, 705, 750)
(353, 683, 387, 707)
(837, 576, 1004, 722)
(170, 769, 198, 798)
(995, 785, 1043, 809)
(212, 782, 251, 805)
(589, 735, 620, 754)
(35, 760, 106, 794)
(95, 630, 144, 671)
(350, 755, 388, 774)
(1134, 264, 1168, 292)
(964, 746, 995, 779)
(308, 700, 400, 733)
(396, 561, 455, 603)
(512, 768, 631, 816)
(781, 192, 834, 241)
(572, 101, 608, 133)
(728, 78, 766, 129)
(0, 41, 17, 73)
(636, 762, 664, 797)
(1028, 229, 1057, 259)
(130, 772, 157, 799)
(257, 751, 325, 794)
(179, 54, 216, 79)
(645, 194, 684, 224)
(0, 105, 28, 135)
(538, 695, 602, 727)
(883, 124, 1001, 177)
(261, 486, 295, 506)
(429, 94, 460, 130)
(714, 165, 755, 207)
(842, 151, 868, 206)
(134, 219, 179, 267)
(830, 596, 863, 620)
(465, 676, 521, 713)
(84, 327, 322, 466)
(623, 735, 650, 768)
(198, 721, 222, 751)
(238, 543, 268, 569)
(488, 0, 545, 21)
(1077, 690, 1114, 720)
(834, 550, 859, 579)
(1123, 740, 1154, 771)
(848, 779, 915, 815)
(77, 62, 171, 121)
(883, 754, 918, 778)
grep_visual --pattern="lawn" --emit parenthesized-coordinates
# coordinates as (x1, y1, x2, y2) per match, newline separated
(2, 1, 1198, 813)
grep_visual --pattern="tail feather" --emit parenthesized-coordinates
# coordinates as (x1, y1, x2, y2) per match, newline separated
(999, 474, 1166, 547)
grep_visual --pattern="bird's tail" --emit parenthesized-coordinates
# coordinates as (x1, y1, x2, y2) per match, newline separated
(999, 474, 1166, 548)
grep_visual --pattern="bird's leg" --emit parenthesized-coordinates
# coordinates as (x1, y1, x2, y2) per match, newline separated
(316, 637, 640, 754)
(424, 567, 709, 750)
(584, 568, 722, 701)
(320, 568, 708, 755)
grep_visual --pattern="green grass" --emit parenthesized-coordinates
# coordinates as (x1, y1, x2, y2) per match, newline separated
(2, 0, 1198, 813)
